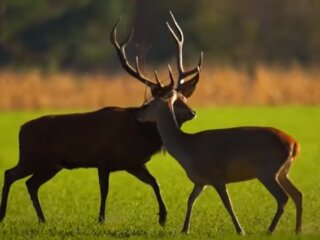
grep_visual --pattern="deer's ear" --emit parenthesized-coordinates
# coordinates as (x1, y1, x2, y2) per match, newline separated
(177, 76, 199, 98)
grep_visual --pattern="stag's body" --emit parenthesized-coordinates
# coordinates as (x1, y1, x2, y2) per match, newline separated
(0, 106, 168, 224)
(20, 107, 161, 171)
(138, 93, 302, 234)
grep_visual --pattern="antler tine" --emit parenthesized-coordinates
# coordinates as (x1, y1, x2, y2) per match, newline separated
(168, 64, 175, 87)
(167, 11, 203, 89)
(154, 70, 163, 87)
(135, 56, 149, 85)
(199, 51, 204, 69)
(111, 19, 121, 48)
(111, 19, 157, 89)
(180, 51, 203, 80)
(135, 56, 141, 74)
(111, 19, 134, 48)
(168, 11, 184, 44)
(167, 11, 184, 75)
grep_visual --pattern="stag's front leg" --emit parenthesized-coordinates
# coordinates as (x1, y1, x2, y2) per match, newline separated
(127, 165, 167, 226)
(97, 168, 110, 223)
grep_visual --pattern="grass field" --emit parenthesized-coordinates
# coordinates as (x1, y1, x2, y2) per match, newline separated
(0, 106, 319, 239)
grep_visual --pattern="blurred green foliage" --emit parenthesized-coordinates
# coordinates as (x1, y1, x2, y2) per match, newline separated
(0, 0, 320, 72)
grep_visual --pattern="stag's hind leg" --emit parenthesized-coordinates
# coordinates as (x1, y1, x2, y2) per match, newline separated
(0, 165, 30, 222)
(26, 168, 59, 222)
(127, 165, 167, 226)
(259, 176, 289, 234)
(278, 162, 303, 234)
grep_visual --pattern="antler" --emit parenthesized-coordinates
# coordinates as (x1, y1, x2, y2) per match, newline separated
(166, 11, 203, 88)
(111, 20, 159, 90)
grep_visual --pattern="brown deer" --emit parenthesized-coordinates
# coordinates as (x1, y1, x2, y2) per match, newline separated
(138, 87, 303, 234)
(0, 12, 202, 225)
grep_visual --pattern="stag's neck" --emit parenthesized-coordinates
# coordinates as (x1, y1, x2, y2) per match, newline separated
(156, 104, 190, 168)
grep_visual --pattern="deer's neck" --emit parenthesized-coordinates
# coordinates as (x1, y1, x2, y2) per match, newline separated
(156, 105, 190, 168)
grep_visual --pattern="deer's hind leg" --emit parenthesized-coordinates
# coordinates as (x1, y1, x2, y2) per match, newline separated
(258, 175, 289, 234)
(277, 162, 303, 234)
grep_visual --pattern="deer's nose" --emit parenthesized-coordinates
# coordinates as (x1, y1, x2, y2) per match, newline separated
(190, 110, 196, 119)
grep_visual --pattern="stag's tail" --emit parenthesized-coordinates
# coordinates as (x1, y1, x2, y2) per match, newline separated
(290, 141, 300, 162)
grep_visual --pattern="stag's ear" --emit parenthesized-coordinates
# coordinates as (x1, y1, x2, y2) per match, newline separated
(136, 104, 150, 122)
(169, 90, 178, 106)
(177, 75, 199, 98)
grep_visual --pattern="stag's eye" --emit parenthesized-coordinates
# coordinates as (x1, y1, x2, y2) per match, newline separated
(157, 89, 164, 96)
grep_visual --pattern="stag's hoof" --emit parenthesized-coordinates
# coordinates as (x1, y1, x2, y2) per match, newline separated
(98, 216, 105, 224)
(158, 211, 167, 227)
(181, 228, 189, 234)
(266, 229, 273, 235)
(0, 213, 5, 222)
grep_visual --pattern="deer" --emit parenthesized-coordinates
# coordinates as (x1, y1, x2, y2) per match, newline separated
(0, 12, 203, 225)
(137, 84, 303, 235)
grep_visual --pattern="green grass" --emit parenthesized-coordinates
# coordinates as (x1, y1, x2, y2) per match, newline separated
(0, 106, 319, 239)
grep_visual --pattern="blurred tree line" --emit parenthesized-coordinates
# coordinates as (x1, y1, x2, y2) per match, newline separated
(0, 0, 320, 72)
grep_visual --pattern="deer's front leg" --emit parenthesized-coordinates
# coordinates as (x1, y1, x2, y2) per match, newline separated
(182, 184, 204, 234)
(212, 183, 244, 235)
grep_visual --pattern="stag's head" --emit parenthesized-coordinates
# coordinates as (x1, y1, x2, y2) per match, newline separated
(137, 83, 198, 125)
(111, 11, 203, 125)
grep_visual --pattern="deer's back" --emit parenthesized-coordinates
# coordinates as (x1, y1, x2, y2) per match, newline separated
(183, 126, 298, 184)
(19, 107, 162, 171)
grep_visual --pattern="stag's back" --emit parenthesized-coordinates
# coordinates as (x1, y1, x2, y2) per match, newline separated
(19, 107, 162, 171)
